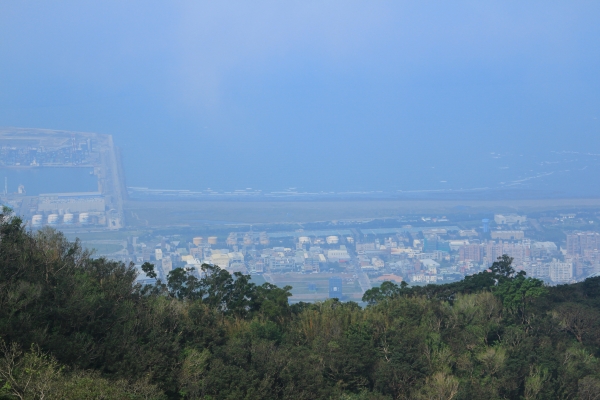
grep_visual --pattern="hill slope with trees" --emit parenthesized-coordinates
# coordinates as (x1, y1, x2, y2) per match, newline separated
(1, 209, 600, 399)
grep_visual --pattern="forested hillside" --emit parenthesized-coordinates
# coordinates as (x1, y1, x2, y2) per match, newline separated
(1, 209, 600, 399)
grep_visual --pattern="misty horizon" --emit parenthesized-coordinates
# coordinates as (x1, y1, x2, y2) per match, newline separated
(1, 1, 600, 197)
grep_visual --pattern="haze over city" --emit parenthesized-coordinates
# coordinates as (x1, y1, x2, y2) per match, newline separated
(1, 1, 599, 196)
(6, 3, 600, 398)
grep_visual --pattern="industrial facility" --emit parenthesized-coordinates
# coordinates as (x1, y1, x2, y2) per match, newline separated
(0, 128, 126, 230)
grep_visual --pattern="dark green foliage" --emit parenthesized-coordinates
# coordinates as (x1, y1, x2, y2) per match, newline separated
(362, 281, 407, 305)
(2, 210, 600, 399)
(142, 261, 157, 279)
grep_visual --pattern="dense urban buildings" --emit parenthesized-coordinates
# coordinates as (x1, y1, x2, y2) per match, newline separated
(3, 130, 600, 302)
(96, 211, 600, 302)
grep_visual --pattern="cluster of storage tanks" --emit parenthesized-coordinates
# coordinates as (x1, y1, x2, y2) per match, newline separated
(31, 212, 92, 227)
(192, 236, 218, 246)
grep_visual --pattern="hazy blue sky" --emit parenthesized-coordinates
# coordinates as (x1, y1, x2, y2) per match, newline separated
(1, 1, 599, 195)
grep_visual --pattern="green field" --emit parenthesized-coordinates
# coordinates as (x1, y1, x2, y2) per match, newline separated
(64, 230, 145, 242)
(267, 272, 363, 301)
(82, 242, 124, 255)
(125, 198, 600, 227)
(249, 274, 267, 286)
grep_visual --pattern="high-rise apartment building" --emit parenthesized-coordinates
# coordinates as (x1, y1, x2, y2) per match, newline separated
(501, 242, 530, 267)
(566, 232, 600, 257)
(484, 242, 505, 266)
(483, 241, 530, 267)
(459, 244, 483, 263)
(161, 257, 173, 275)
(549, 260, 573, 283)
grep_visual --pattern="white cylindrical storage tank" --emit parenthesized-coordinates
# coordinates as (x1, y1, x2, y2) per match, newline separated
(31, 215, 43, 227)
(47, 214, 59, 225)
(326, 236, 339, 244)
(79, 213, 90, 224)
(63, 213, 74, 224)
(298, 236, 311, 244)
(208, 236, 218, 245)
(193, 237, 203, 246)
